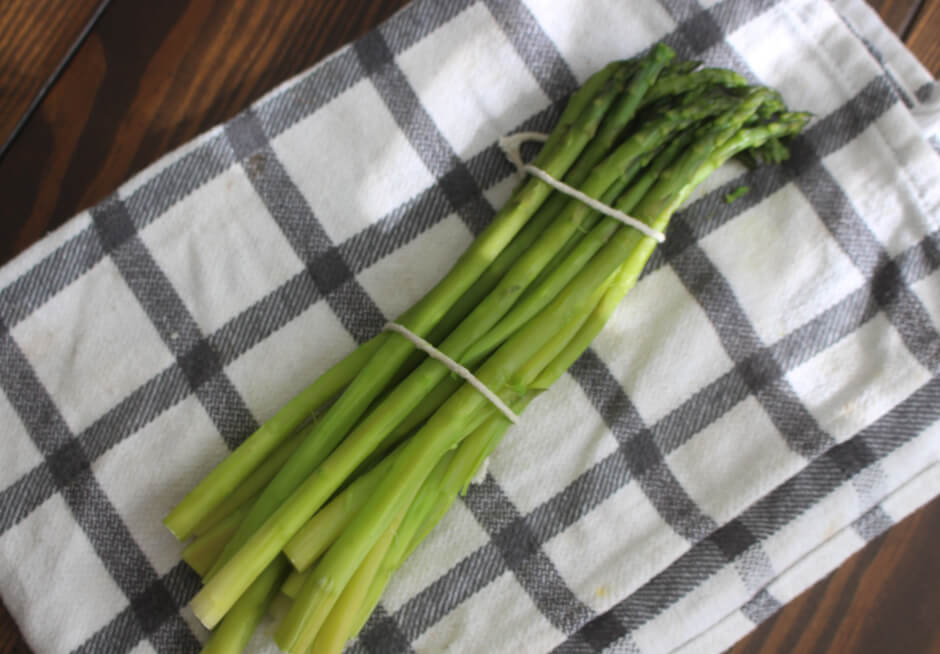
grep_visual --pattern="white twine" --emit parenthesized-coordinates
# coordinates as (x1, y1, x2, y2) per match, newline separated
(497, 132, 667, 243)
(383, 323, 520, 424)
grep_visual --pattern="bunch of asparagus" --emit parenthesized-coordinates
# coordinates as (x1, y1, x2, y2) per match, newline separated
(163, 43, 807, 653)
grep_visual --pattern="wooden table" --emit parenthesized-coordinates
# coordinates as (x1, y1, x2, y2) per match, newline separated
(0, 1, 937, 652)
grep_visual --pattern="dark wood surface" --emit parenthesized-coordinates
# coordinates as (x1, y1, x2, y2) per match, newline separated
(0, 0, 105, 156)
(905, 0, 940, 76)
(0, 1, 937, 653)
(873, 0, 927, 33)
(0, 0, 411, 265)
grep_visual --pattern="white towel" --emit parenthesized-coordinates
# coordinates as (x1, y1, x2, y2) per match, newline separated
(0, 0, 937, 652)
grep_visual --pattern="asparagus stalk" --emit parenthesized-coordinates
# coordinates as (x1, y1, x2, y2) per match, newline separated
(663, 59, 702, 75)
(281, 568, 308, 600)
(163, 334, 385, 541)
(193, 428, 306, 538)
(183, 505, 250, 577)
(308, 508, 409, 654)
(346, 399, 538, 639)
(639, 67, 748, 107)
(313, 451, 455, 653)
(283, 445, 402, 571)
(200, 557, 289, 654)
(533, 60, 626, 167)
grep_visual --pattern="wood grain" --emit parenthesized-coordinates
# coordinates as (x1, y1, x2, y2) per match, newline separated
(866, 0, 925, 35)
(0, 1, 937, 653)
(729, 496, 940, 654)
(0, 0, 410, 267)
(0, 0, 105, 155)
(905, 0, 940, 75)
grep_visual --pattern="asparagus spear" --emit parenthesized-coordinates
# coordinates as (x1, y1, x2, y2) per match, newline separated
(183, 505, 250, 577)
(280, 568, 308, 600)
(200, 557, 289, 654)
(283, 445, 402, 571)
(163, 334, 385, 541)
(308, 508, 408, 654)
(639, 67, 748, 107)
(313, 451, 455, 653)
(192, 428, 307, 538)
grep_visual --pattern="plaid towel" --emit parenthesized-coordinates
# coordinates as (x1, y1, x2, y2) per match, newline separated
(1, 0, 938, 652)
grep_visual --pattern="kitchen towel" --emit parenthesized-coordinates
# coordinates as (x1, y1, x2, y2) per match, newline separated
(0, 0, 938, 652)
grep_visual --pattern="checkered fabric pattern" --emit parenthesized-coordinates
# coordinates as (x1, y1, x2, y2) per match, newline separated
(1, 0, 938, 652)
